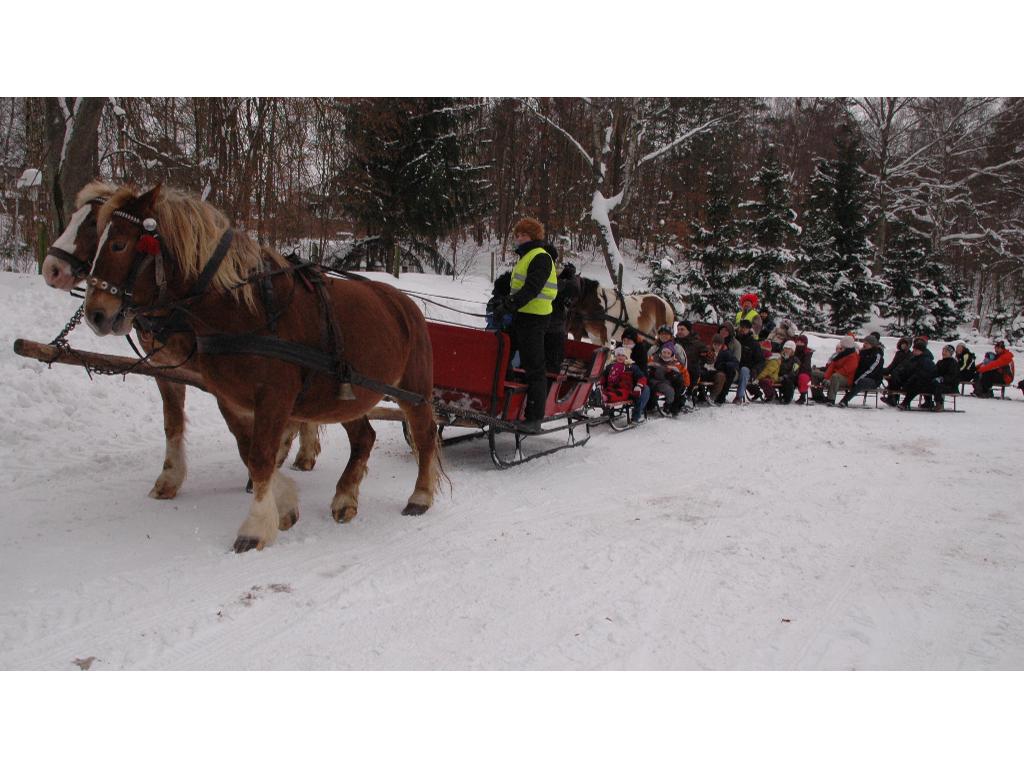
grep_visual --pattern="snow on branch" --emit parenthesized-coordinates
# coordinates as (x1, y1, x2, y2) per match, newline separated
(520, 99, 593, 167)
(638, 115, 723, 167)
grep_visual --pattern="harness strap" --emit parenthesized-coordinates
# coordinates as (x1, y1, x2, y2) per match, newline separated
(187, 228, 234, 299)
(195, 333, 424, 405)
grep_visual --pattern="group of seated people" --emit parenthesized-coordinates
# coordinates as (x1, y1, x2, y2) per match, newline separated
(598, 318, 1019, 420)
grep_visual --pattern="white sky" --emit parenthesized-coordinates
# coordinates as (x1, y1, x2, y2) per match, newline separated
(4, 1, 1022, 95)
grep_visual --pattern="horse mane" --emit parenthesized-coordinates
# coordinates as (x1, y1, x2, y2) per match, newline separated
(100, 186, 278, 312)
(75, 180, 118, 207)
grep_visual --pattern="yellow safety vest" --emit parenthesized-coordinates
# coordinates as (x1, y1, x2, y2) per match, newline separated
(510, 247, 557, 316)
(735, 308, 760, 326)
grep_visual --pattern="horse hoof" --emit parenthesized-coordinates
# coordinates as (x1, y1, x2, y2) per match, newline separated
(278, 509, 300, 531)
(291, 457, 316, 472)
(245, 478, 254, 494)
(148, 482, 179, 500)
(401, 503, 428, 516)
(332, 506, 358, 524)
(233, 536, 263, 553)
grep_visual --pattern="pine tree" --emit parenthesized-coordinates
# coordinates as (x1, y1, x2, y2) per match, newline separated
(337, 98, 491, 271)
(882, 223, 969, 338)
(740, 149, 808, 322)
(796, 125, 883, 333)
(676, 152, 743, 321)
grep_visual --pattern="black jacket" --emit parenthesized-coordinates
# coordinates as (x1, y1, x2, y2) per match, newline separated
(794, 345, 814, 375)
(884, 348, 913, 379)
(853, 346, 885, 386)
(628, 341, 651, 375)
(903, 350, 937, 390)
(956, 348, 977, 381)
(778, 353, 801, 382)
(676, 333, 707, 383)
(713, 346, 739, 376)
(737, 332, 765, 370)
(934, 357, 960, 391)
(547, 264, 579, 332)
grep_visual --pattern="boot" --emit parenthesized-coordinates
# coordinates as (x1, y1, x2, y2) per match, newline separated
(932, 401, 945, 412)
(796, 393, 807, 405)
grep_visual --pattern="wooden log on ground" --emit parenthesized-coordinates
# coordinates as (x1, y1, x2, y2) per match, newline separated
(12, 338, 207, 391)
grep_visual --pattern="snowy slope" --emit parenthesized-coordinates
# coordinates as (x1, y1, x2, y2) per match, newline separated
(0, 271, 1022, 670)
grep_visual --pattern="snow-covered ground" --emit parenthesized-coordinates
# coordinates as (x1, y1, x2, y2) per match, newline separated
(1, 269, 1022, 672)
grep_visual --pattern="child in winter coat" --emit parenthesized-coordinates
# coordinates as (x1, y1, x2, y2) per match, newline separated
(754, 343, 783, 402)
(776, 340, 802, 403)
(601, 347, 651, 423)
(647, 343, 689, 416)
(793, 335, 814, 404)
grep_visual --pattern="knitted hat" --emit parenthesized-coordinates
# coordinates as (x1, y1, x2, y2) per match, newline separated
(795, 334, 809, 346)
(658, 343, 676, 357)
(622, 328, 639, 342)
(613, 347, 628, 358)
(783, 340, 797, 352)
(677, 320, 692, 333)
(657, 325, 673, 336)
(912, 338, 928, 352)
(840, 336, 856, 349)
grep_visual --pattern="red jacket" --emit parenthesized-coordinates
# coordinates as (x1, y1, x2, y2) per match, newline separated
(977, 349, 1015, 384)
(601, 361, 648, 403)
(824, 348, 859, 382)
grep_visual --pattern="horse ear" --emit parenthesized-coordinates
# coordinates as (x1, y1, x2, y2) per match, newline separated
(137, 183, 163, 214)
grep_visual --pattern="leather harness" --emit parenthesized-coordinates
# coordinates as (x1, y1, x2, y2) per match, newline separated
(93, 210, 425, 406)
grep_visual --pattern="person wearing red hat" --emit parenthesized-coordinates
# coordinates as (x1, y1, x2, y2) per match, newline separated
(735, 293, 763, 338)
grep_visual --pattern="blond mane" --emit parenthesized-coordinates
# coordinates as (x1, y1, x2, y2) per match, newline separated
(99, 186, 280, 312)
(75, 180, 119, 207)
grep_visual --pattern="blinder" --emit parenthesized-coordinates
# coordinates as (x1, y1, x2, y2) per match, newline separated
(88, 210, 168, 308)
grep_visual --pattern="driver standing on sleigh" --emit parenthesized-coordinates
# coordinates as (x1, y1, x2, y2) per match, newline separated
(497, 217, 558, 435)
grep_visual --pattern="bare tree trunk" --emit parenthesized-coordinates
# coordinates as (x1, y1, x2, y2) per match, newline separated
(44, 97, 104, 233)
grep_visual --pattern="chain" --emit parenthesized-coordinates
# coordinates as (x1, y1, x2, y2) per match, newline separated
(45, 303, 146, 380)
(49, 303, 85, 351)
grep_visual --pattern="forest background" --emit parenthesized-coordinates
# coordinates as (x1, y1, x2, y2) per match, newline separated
(2, 97, 1022, 339)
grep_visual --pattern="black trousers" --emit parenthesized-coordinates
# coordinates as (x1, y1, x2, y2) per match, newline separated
(512, 312, 550, 421)
(544, 329, 566, 374)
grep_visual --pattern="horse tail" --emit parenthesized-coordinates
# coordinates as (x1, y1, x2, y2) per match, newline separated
(433, 425, 452, 497)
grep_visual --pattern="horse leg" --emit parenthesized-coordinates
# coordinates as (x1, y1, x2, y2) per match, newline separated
(234, 389, 299, 553)
(149, 379, 187, 499)
(398, 401, 441, 516)
(292, 423, 322, 471)
(275, 422, 299, 467)
(330, 417, 375, 524)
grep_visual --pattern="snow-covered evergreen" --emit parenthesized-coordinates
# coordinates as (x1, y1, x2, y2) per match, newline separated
(797, 126, 883, 333)
(738, 150, 810, 321)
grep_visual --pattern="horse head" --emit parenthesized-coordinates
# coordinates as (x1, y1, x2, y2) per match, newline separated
(85, 184, 165, 336)
(41, 182, 117, 291)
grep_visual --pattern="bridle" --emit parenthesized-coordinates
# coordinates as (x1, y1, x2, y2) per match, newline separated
(46, 197, 107, 280)
(87, 208, 233, 342)
(87, 210, 167, 311)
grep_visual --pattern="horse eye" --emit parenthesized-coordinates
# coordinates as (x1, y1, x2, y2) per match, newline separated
(111, 242, 126, 253)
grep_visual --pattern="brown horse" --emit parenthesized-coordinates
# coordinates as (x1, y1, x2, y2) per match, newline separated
(570, 276, 676, 345)
(41, 181, 322, 499)
(84, 185, 443, 552)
